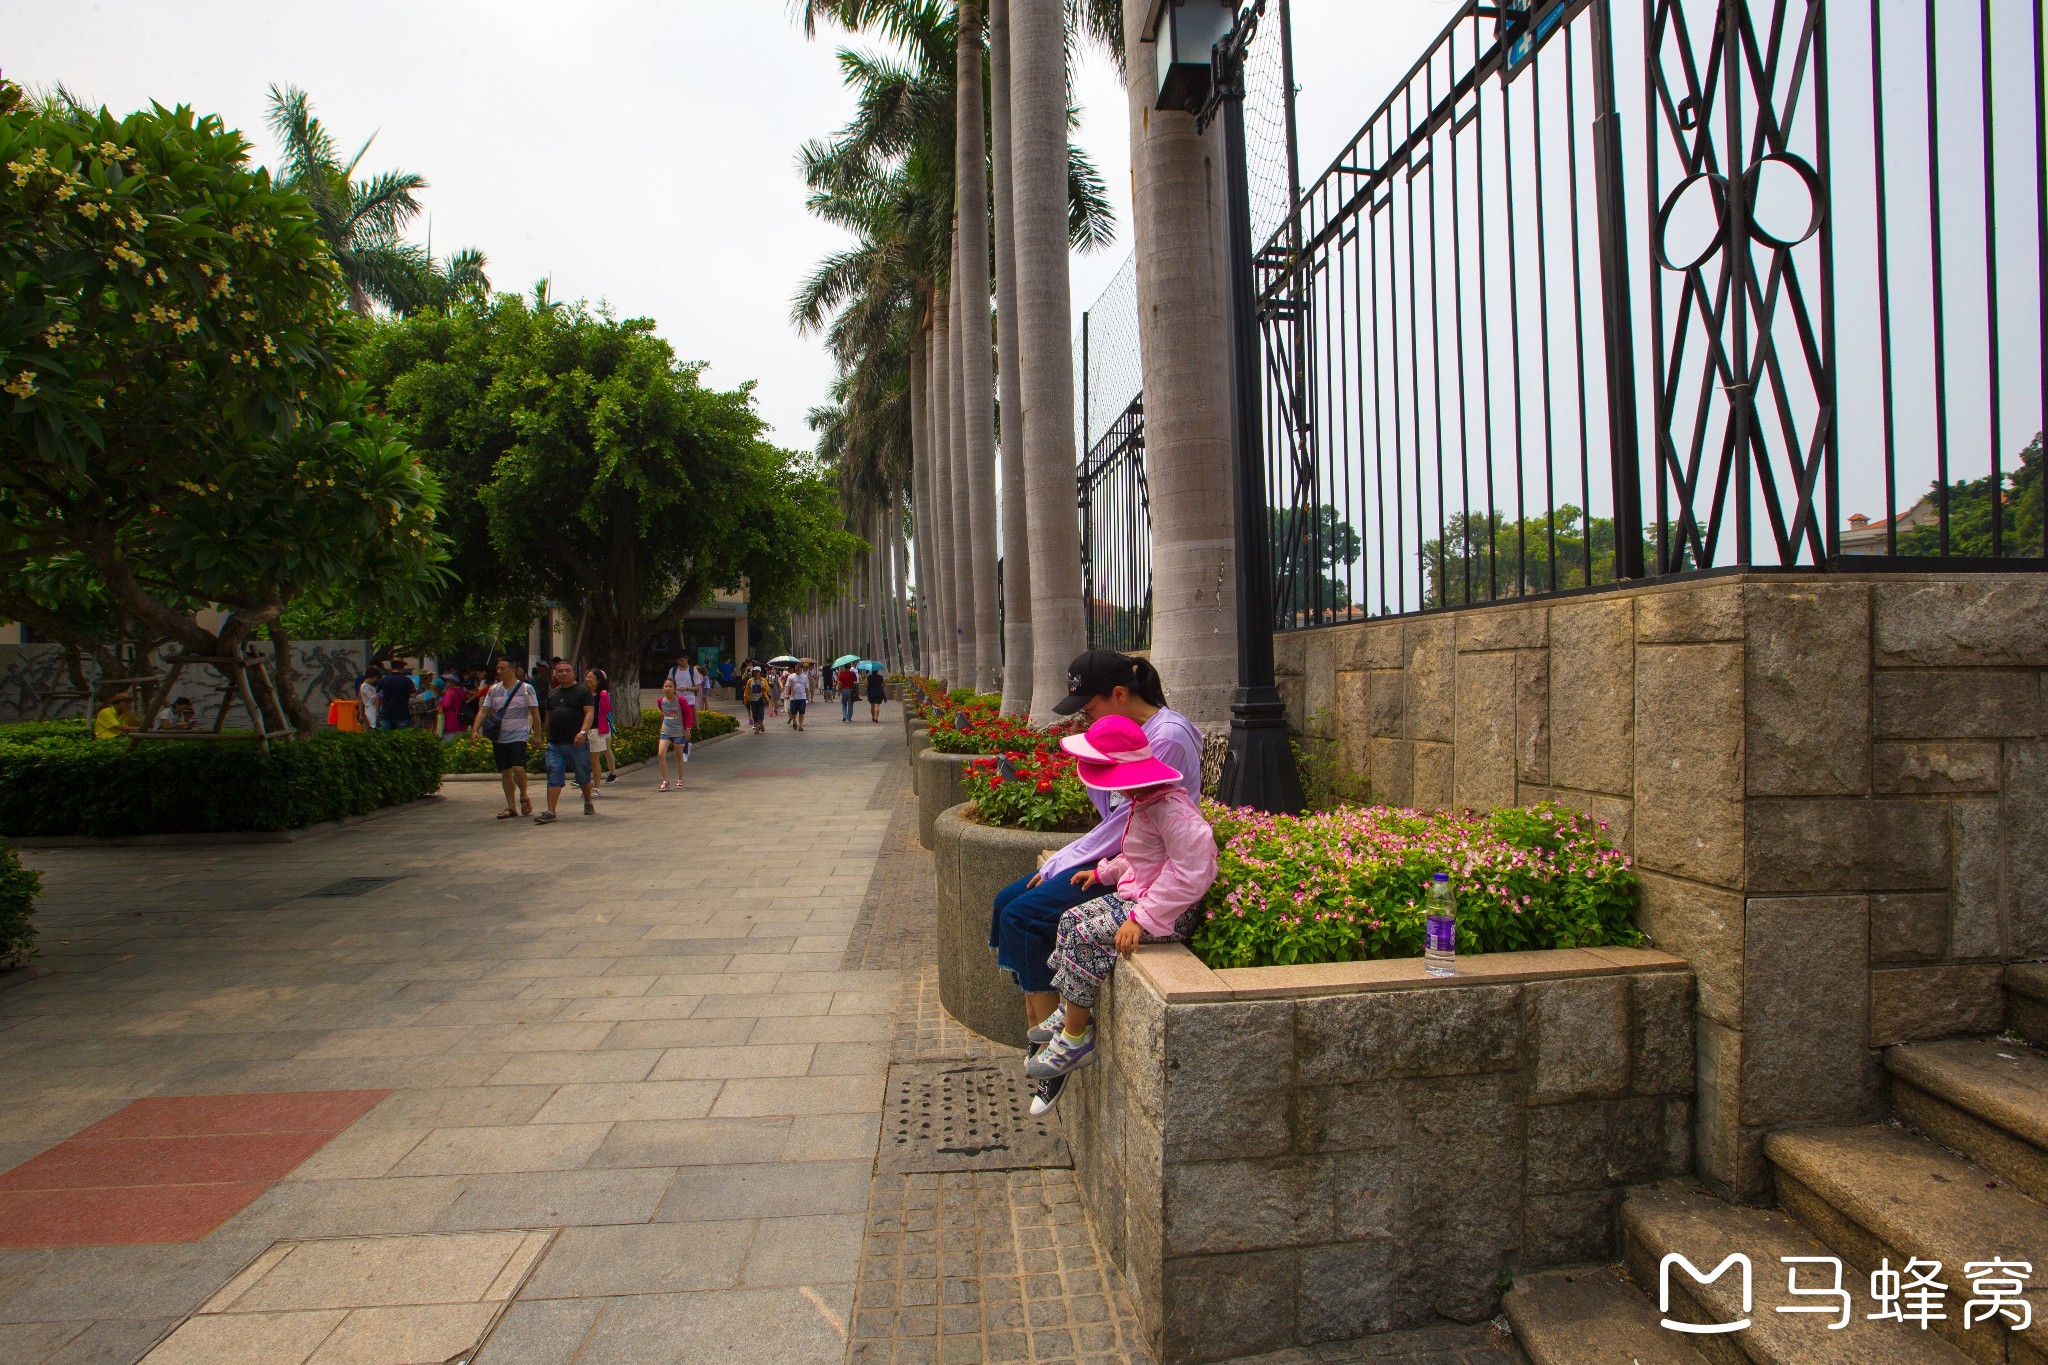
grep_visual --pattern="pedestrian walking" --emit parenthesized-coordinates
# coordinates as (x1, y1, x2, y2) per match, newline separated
(837, 664, 858, 722)
(655, 677, 694, 790)
(784, 663, 810, 731)
(472, 658, 538, 820)
(721, 659, 736, 700)
(865, 665, 888, 722)
(741, 665, 771, 734)
(530, 659, 553, 711)
(585, 668, 619, 787)
(535, 660, 596, 823)
(437, 673, 467, 741)
(358, 665, 382, 730)
(375, 661, 417, 730)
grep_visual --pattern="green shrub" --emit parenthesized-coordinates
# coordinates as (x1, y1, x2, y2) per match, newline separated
(0, 842, 40, 965)
(442, 708, 740, 775)
(1191, 800, 1642, 969)
(0, 730, 444, 837)
(0, 719, 92, 747)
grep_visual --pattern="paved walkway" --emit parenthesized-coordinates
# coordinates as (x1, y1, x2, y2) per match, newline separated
(0, 710, 908, 1363)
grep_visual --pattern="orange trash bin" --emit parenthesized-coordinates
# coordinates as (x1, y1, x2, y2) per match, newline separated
(329, 698, 365, 732)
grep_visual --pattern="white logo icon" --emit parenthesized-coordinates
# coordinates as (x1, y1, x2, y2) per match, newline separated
(1659, 1253, 1753, 1334)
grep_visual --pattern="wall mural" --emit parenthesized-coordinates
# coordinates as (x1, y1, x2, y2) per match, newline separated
(0, 641, 370, 727)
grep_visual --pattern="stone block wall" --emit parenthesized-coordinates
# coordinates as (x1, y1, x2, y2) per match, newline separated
(1067, 947, 1695, 1362)
(1272, 573, 2048, 1199)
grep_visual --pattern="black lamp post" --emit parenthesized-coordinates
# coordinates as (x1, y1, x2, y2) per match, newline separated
(1145, 0, 1302, 815)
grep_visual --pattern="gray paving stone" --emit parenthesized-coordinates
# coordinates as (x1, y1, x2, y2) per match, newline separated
(472, 1298, 604, 1364)
(568, 1285, 852, 1365)
(519, 1221, 754, 1298)
(432, 1167, 678, 1231)
(657, 1160, 874, 1221)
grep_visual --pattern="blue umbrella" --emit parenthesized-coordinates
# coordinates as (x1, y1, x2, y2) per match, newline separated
(858, 660, 882, 671)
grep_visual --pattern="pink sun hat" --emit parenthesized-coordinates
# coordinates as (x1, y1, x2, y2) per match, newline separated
(1059, 714, 1183, 792)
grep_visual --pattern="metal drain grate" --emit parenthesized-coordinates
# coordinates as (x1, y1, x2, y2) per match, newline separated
(880, 1062, 1072, 1175)
(301, 876, 402, 898)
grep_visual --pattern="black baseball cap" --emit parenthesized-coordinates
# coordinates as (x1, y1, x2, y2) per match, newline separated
(1052, 649, 1142, 715)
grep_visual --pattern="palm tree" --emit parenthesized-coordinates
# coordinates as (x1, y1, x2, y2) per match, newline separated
(264, 85, 429, 315)
(990, 0, 1032, 713)
(1011, 0, 1087, 719)
(1117, 0, 1238, 724)
(793, 0, 1117, 690)
(955, 1, 1002, 694)
(394, 245, 493, 316)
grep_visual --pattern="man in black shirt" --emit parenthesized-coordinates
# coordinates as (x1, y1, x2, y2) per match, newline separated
(535, 659, 596, 823)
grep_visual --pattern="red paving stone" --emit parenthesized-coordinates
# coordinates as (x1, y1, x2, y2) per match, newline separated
(0, 1183, 274, 1248)
(0, 1089, 390, 1249)
(74, 1089, 388, 1139)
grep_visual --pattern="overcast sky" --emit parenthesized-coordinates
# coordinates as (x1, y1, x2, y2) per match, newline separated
(7, 0, 1455, 453)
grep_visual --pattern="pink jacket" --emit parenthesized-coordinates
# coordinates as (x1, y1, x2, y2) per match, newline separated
(1094, 786, 1219, 937)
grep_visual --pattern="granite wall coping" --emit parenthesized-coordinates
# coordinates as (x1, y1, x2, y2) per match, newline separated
(1125, 941, 1690, 1004)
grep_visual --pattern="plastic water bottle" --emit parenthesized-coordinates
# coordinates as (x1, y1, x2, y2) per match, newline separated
(1424, 873, 1456, 977)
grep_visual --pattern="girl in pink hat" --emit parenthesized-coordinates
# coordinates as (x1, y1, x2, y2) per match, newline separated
(1025, 713, 1218, 1098)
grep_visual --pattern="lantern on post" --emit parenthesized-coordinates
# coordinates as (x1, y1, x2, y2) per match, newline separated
(1143, 0, 1236, 115)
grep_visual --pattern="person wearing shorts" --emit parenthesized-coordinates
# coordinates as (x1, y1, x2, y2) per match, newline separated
(472, 658, 538, 820)
(784, 664, 810, 731)
(584, 668, 618, 787)
(536, 660, 596, 823)
(655, 677, 693, 790)
(742, 666, 770, 733)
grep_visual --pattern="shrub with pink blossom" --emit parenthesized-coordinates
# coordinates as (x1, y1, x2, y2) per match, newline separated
(1190, 800, 1641, 968)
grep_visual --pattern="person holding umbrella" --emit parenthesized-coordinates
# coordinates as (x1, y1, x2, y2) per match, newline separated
(864, 662, 889, 722)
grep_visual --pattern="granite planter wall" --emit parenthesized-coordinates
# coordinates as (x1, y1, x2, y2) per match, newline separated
(1066, 944, 1695, 1363)
(906, 726, 930, 794)
(1273, 572, 2048, 1200)
(931, 804, 1084, 1049)
(915, 749, 973, 850)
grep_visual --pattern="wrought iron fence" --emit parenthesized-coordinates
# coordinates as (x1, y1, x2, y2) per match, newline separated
(1257, 0, 2047, 631)
(1078, 396, 1153, 653)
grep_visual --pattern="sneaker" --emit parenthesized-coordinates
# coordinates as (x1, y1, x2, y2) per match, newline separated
(533, 810, 557, 824)
(605, 773, 617, 784)
(1024, 1027, 1095, 1080)
(583, 798, 596, 816)
(1025, 1006, 1066, 1048)
(1028, 1072, 1068, 1116)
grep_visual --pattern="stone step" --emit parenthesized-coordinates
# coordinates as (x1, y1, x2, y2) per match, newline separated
(2010, 964, 2048, 1046)
(1621, 1181, 1974, 1364)
(1765, 1124, 2048, 1365)
(1887, 1037, 2048, 1203)
(1503, 1264, 1709, 1364)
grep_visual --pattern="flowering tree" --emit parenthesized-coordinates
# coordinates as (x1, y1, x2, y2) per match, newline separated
(0, 82, 444, 731)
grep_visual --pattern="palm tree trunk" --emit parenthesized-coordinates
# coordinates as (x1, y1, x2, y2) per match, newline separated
(891, 482, 914, 673)
(1122, 0, 1238, 725)
(990, 0, 1034, 717)
(947, 225, 979, 688)
(930, 293, 959, 683)
(908, 322, 934, 676)
(1011, 0, 1086, 720)
(956, 1, 1003, 696)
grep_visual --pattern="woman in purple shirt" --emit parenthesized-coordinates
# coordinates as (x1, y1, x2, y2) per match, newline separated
(989, 650, 1204, 1110)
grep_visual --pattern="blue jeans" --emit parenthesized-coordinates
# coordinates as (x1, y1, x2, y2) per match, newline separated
(989, 867, 1104, 996)
(841, 691, 857, 721)
(544, 741, 591, 789)
(377, 716, 408, 730)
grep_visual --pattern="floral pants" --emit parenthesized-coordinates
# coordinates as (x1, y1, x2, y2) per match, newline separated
(1048, 893, 1204, 1009)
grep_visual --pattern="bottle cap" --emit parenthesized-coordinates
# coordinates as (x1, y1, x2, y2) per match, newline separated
(1432, 872, 1449, 882)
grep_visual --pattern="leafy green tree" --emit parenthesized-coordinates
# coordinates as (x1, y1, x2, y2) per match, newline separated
(1897, 432, 2044, 558)
(355, 295, 860, 709)
(1269, 505, 1361, 619)
(0, 81, 446, 731)
(1421, 507, 1679, 608)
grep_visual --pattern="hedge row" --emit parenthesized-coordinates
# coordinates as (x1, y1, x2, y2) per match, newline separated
(0, 842, 39, 965)
(440, 708, 740, 775)
(0, 729, 446, 837)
